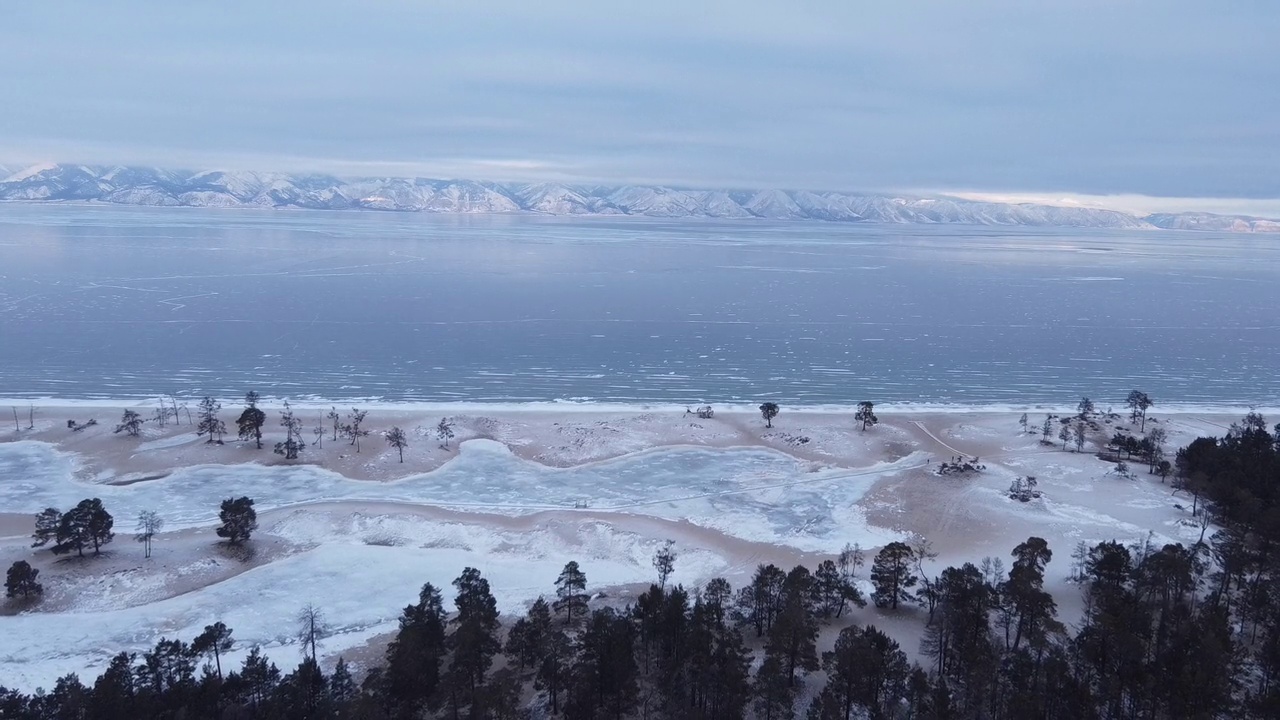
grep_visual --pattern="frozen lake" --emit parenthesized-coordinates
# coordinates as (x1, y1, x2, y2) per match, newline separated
(1, 205, 1277, 407)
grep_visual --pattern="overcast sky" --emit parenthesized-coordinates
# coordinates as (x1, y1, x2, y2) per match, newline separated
(2, 1, 1277, 204)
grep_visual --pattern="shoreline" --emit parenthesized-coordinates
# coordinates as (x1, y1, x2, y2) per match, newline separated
(4, 397, 1276, 416)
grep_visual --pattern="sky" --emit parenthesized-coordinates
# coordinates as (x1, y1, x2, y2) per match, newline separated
(2, 1, 1278, 207)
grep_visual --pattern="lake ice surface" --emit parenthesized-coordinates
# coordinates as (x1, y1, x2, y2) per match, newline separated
(2, 205, 1277, 407)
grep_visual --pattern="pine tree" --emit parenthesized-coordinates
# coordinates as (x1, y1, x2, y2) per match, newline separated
(31, 507, 61, 548)
(555, 560, 588, 624)
(766, 566, 819, 686)
(329, 657, 357, 708)
(736, 563, 787, 636)
(870, 542, 917, 609)
(384, 582, 447, 715)
(236, 391, 266, 449)
(216, 497, 257, 545)
(759, 402, 780, 428)
(436, 417, 455, 449)
(196, 396, 225, 444)
(192, 621, 234, 680)
(856, 401, 879, 431)
(653, 540, 677, 589)
(752, 654, 795, 720)
(5, 560, 43, 599)
(385, 426, 408, 462)
(809, 625, 909, 720)
(342, 408, 369, 451)
(114, 409, 144, 437)
(274, 400, 305, 460)
(450, 567, 501, 712)
(53, 498, 114, 557)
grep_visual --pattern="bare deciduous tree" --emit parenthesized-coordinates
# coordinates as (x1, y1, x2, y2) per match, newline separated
(135, 510, 163, 559)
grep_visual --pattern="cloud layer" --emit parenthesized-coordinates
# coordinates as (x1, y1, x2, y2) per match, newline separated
(3, 1, 1276, 198)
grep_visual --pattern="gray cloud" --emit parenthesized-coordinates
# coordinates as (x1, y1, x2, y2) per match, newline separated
(2, 1, 1277, 199)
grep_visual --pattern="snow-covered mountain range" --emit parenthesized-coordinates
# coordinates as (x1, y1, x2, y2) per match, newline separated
(1, 163, 1277, 232)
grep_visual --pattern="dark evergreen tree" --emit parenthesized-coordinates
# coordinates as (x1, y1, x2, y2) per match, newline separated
(759, 402, 780, 428)
(192, 621, 233, 680)
(196, 396, 225, 444)
(5, 560, 42, 599)
(216, 496, 257, 545)
(752, 654, 795, 720)
(114, 409, 144, 437)
(870, 541, 917, 609)
(341, 408, 369, 451)
(766, 566, 819, 687)
(236, 391, 265, 449)
(653, 540, 677, 590)
(91, 652, 138, 719)
(555, 560, 588, 624)
(450, 567, 501, 714)
(53, 498, 114, 557)
(383, 582, 447, 717)
(920, 563, 996, 714)
(564, 608, 639, 720)
(274, 400, 305, 460)
(735, 562, 787, 637)
(813, 559, 864, 618)
(384, 426, 408, 462)
(31, 507, 61, 548)
(808, 625, 908, 720)
(856, 401, 878, 431)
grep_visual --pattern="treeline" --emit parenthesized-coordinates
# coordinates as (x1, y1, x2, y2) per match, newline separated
(0, 528, 1267, 719)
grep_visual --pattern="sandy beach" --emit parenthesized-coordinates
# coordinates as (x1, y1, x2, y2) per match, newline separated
(0, 402, 1238, 689)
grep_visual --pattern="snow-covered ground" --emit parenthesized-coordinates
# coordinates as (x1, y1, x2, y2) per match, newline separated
(0, 407, 1236, 691)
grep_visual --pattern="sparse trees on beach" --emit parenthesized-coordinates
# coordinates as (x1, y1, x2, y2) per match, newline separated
(1041, 414, 1053, 441)
(342, 408, 369, 452)
(759, 402, 780, 428)
(51, 498, 115, 557)
(1019, 413, 1029, 433)
(1073, 422, 1086, 452)
(114, 409, 144, 437)
(196, 396, 225, 444)
(217, 496, 257, 545)
(236, 391, 266, 449)
(1058, 422, 1072, 450)
(326, 406, 341, 442)
(385, 426, 408, 462)
(1126, 390, 1153, 430)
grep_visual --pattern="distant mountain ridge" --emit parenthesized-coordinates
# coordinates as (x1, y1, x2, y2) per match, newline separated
(2, 163, 1277, 233)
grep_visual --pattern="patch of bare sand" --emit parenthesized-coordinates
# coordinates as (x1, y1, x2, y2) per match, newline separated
(8, 406, 921, 487)
(0, 527, 296, 615)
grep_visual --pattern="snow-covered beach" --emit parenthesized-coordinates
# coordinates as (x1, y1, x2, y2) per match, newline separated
(0, 403, 1232, 690)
